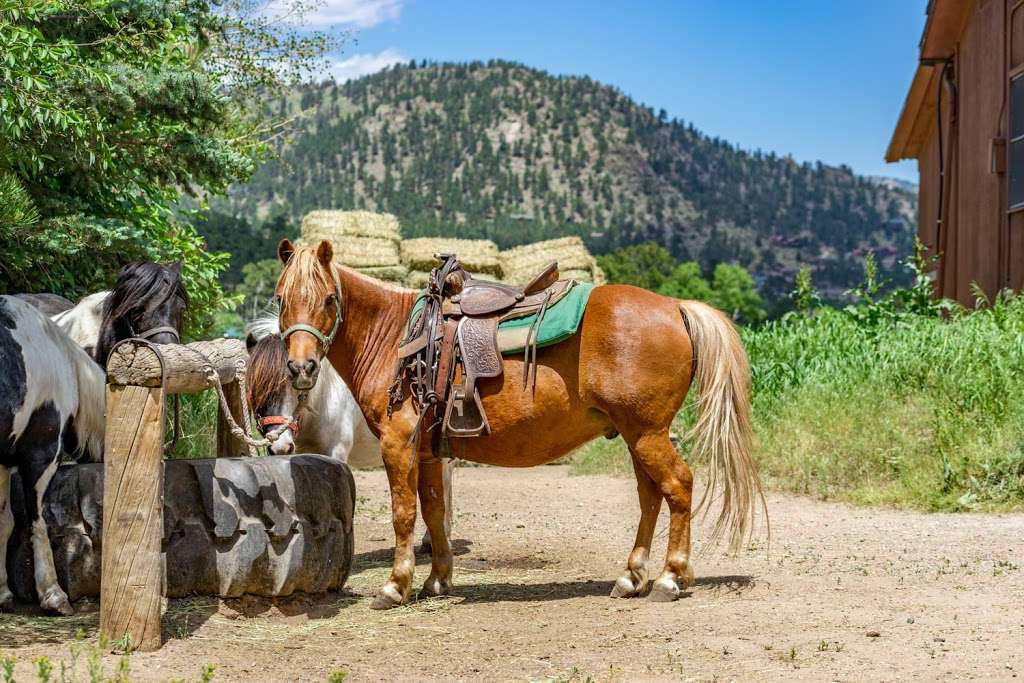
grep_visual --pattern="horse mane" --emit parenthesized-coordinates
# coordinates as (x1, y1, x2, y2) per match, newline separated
(246, 334, 291, 416)
(94, 262, 187, 366)
(278, 246, 335, 306)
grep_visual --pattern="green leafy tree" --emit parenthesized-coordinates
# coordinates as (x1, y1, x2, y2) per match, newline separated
(596, 242, 676, 291)
(0, 0, 337, 330)
(236, 258, 282, 320)
(709, 263, 766, 323)
(657, 261, 714, 301)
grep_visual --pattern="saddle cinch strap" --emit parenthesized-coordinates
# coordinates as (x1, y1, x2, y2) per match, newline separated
(389, 253, 566, 441)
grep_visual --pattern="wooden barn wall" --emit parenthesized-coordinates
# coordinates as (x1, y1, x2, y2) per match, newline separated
(916, 82, 958, 299)
(952, 0, 1006, 303)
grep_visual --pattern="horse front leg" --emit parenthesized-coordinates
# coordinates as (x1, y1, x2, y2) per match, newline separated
(418, 457, 452, 598)
(19, 449, 72, 615)
(371, 429, 420, 610)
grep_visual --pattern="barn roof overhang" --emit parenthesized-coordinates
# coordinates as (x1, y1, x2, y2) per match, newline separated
(886, 0, 975, 162)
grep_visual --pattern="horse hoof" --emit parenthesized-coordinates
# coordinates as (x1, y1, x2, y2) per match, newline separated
(370, 584, 405, 610)
(418, 577, 450, 599)
(680, 564, 695, 589)
(610, 575, 642, 599)
(647, 578, 680, 603)
(41, 590, 74, 616)
(0, 589, 13, 611)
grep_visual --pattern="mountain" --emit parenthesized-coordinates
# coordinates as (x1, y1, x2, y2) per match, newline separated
(214, 60, 917, 307)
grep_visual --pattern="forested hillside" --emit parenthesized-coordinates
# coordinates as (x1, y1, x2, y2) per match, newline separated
(214, 60, 917, 307)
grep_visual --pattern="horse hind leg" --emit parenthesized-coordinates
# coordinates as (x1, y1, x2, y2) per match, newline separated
(420, 458, 454, 554)
(0, 467, 14, 609)
(625, 430, 695, 603)
(611, 452, 662, 598)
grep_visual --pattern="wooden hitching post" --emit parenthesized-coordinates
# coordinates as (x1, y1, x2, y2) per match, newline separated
(99, 382, 166, 652)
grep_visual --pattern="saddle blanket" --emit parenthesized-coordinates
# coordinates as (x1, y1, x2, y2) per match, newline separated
(406, 280, 595, 356)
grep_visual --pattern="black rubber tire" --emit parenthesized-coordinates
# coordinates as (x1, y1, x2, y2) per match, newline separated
(8, 454, 355, 603)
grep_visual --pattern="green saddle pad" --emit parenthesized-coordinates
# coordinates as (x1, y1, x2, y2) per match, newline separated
(405, 281, 595, 356)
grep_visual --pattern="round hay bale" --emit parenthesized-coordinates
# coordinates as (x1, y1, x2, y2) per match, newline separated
(401, 237, 504, 279)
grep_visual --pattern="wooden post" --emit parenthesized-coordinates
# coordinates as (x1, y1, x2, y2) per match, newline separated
(100, 383, 165, 652)
(216, 381, 248, 457)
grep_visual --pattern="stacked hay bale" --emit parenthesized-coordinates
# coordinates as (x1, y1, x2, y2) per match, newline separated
(402, 237, 504, 288)
(300, 210, 408, 283)
(501, 236, 605, 285)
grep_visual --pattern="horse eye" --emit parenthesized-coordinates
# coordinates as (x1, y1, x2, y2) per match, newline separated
(325, 294, 336, 306)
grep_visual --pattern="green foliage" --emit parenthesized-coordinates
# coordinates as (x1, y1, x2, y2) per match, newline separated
(0, 0, 336, 331)
(598, 242, 765, 323)
(656, 261, 713, 301)
(709, 262, 765, 323)
(748, 280, 1024, 510)
(236, 258, 282, 320)
(596, 242, 676, 291)
(789, 266, 820, 317)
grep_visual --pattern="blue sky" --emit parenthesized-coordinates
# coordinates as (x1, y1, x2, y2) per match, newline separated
(304, 1, 928, 182)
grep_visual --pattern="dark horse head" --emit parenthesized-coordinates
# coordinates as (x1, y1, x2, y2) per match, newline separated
(246, 332, 302, 454)
(93, 261, 188, 368)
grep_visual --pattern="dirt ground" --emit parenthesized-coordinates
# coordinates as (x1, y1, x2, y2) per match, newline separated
(4, 465, 1024, 682)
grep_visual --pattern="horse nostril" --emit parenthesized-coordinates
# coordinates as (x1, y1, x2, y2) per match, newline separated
(286, 360, 300, 378)
(304, 359, 318, 376)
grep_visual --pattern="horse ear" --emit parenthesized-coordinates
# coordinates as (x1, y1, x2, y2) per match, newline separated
(246, 332, 259, 352)
(316, 240, 333, 268)
(169, 261, 182, 275)
(278, 239, 295, 264)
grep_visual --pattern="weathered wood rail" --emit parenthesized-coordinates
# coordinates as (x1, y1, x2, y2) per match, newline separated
(100, 337, 248, 651)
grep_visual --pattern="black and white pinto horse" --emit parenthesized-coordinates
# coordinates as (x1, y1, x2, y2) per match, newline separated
(1, 262, 186, 614)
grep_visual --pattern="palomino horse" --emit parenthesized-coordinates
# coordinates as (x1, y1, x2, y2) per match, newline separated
(275, 239, 764, 608)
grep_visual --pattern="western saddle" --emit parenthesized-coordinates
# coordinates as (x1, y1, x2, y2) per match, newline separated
(389, 253, 572, 439)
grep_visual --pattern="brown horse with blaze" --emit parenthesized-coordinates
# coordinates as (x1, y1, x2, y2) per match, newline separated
(275, 238, 765, 608)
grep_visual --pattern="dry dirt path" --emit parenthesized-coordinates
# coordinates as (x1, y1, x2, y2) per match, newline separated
(4, 465, 1024, 682)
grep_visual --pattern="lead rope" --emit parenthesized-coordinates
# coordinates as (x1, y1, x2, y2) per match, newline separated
(196, 353, 270, 455)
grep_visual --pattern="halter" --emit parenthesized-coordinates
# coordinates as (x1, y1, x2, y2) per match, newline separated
(134, 325, 181, 343)
(258, 414, 301, 436)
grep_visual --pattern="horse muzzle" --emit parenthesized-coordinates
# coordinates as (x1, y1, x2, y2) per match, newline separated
(287, 358, 319, 390)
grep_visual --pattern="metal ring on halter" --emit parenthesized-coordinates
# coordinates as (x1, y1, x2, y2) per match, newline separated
(281, 266, 344, 356)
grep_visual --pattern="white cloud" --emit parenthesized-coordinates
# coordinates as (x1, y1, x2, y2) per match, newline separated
(325, 48, 407, 82)
(305, 0, 403, 28)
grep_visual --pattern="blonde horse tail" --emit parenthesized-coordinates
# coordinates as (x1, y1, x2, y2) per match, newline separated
(678, 300, 767, 554)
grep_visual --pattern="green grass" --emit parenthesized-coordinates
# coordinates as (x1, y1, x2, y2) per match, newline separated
(165, 392, 219, 460)
(569, 286, 1024, 512)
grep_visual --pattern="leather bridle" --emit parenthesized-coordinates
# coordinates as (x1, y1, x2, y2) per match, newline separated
(280, 265, 343, 356)
(258, 414, 300, 437)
